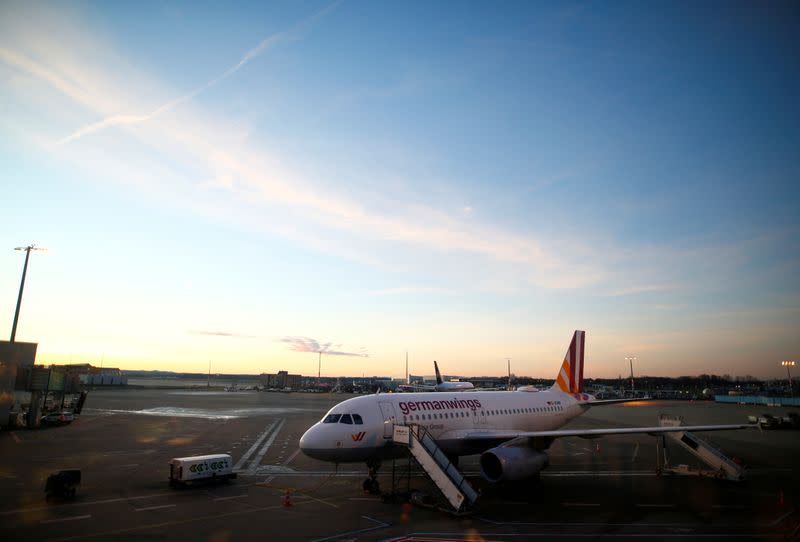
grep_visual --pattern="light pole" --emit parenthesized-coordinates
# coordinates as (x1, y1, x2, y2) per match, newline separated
(625, 356, 637, 394)
(10, 244, 46, 342)
(782, 361, 796, 397)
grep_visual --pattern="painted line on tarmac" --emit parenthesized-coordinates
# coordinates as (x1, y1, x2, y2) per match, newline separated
(636, 503, 676, 508)
(40, 514, 91, 524)
(0, 492, 177, 516)
(311, 515, 390, 542)
(247, 418, 286, 474)
(213, 494, 248, 501)
(233, 420, 278, 471)
(283, 448, 301, 465)
(50, 497, 319, 541)
(135, 504, 176, 512)
(769, 509, 794, 527)
(562, 502, 600, 507)
(296, 492, 339, 509)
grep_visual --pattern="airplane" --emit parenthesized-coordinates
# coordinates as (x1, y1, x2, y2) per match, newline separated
(399, 360, 475, 392)
(300, 330, 752, 493)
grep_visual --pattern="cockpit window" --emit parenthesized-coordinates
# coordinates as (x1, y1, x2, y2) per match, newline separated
(353, 414, 363, 425)
(323, 414, 341, 423)
(340, 414, 353, 424)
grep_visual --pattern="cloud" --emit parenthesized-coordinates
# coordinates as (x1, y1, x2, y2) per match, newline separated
(190, 330, 257, 339)
(57, 1, 341, 145)
(0, 1, 728, 298)
(0, 9, 608, 292)
(281, 336, 368, 357)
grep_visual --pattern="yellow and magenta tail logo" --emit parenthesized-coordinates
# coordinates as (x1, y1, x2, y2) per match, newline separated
(555, 330, 585, 393)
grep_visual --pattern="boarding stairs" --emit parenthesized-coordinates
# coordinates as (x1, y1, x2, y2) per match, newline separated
(392, 424, 478, 513)
(657, 414, 745, 481)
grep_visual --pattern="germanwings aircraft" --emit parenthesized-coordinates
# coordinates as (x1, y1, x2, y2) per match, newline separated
(399, 360, 475, 392)
(300, 331, 749, 492)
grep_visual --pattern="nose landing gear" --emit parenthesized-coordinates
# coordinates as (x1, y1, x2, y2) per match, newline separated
(362, 459, 381, 494)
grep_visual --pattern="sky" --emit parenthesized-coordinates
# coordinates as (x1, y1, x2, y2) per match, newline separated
(1, 1, 798, 379)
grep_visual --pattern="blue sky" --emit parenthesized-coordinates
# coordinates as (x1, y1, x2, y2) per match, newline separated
(1, 1, 797, 378)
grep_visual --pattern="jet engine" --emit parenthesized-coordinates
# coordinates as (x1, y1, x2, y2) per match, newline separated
(480, 446, 549, 482)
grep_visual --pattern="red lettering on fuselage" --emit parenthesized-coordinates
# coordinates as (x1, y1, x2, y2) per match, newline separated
(398, 398, 482, 415)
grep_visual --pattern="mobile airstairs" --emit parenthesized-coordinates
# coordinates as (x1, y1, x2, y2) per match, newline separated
(391, 424, 479, 513)
(656, 414, 745, 481)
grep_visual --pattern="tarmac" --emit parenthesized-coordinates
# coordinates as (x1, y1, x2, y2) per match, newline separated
(1, 389, 798, 541)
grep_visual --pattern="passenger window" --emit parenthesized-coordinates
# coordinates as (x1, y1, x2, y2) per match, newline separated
(323, 414, 341, 423)
(353, 414, 363, 425)
(340, 414, 353, 424)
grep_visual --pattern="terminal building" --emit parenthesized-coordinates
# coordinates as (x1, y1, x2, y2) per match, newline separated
(0, 341, 88, 429)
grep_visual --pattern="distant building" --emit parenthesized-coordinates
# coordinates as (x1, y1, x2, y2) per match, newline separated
(78, 367, 128, 386)
(261, 370, 301, 389)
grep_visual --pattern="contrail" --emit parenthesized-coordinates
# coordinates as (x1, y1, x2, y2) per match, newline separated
(59, 1, 341, 145)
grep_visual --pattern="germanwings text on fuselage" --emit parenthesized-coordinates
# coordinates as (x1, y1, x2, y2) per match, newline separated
(398, 398, 482, 415)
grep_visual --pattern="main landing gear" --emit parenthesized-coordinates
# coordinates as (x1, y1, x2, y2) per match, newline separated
(362, 459, 381, 495)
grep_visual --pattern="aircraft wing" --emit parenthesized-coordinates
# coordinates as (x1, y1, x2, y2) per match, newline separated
(443, 423, 753, 442)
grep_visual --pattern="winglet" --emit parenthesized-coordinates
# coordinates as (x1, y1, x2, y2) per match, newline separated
(434, 360, 443, 385)
(552, 330, 586, 394)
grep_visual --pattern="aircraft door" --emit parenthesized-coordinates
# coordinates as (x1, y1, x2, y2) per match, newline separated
(472, 405, 487, 426)
(378, 402, 396, 439)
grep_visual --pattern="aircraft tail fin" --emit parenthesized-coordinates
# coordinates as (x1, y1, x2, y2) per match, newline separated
(434, 360, 443, 385)
(552, 330, 585, 394)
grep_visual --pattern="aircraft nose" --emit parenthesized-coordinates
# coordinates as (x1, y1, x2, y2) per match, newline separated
(299, 424, 323, 459)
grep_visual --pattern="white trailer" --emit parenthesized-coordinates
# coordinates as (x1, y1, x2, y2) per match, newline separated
(169, 454, 236, 486)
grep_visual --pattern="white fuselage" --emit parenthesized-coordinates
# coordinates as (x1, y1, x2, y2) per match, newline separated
(299, 388, 591, 463)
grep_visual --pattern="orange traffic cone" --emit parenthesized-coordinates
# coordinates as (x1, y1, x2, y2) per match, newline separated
(283, 490, 293, 507)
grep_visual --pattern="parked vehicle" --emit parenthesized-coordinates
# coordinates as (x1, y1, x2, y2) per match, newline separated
(757, 413, 779, 428)
(169, 454, 236, 487)
(42, 411, 75, 426)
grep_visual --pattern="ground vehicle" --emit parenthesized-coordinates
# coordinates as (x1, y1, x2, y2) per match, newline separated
(169, 454, 236, 487)
(45, 469, 81, 500)
(42, 411, 75, 426)
(757, 413, 779, 428)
